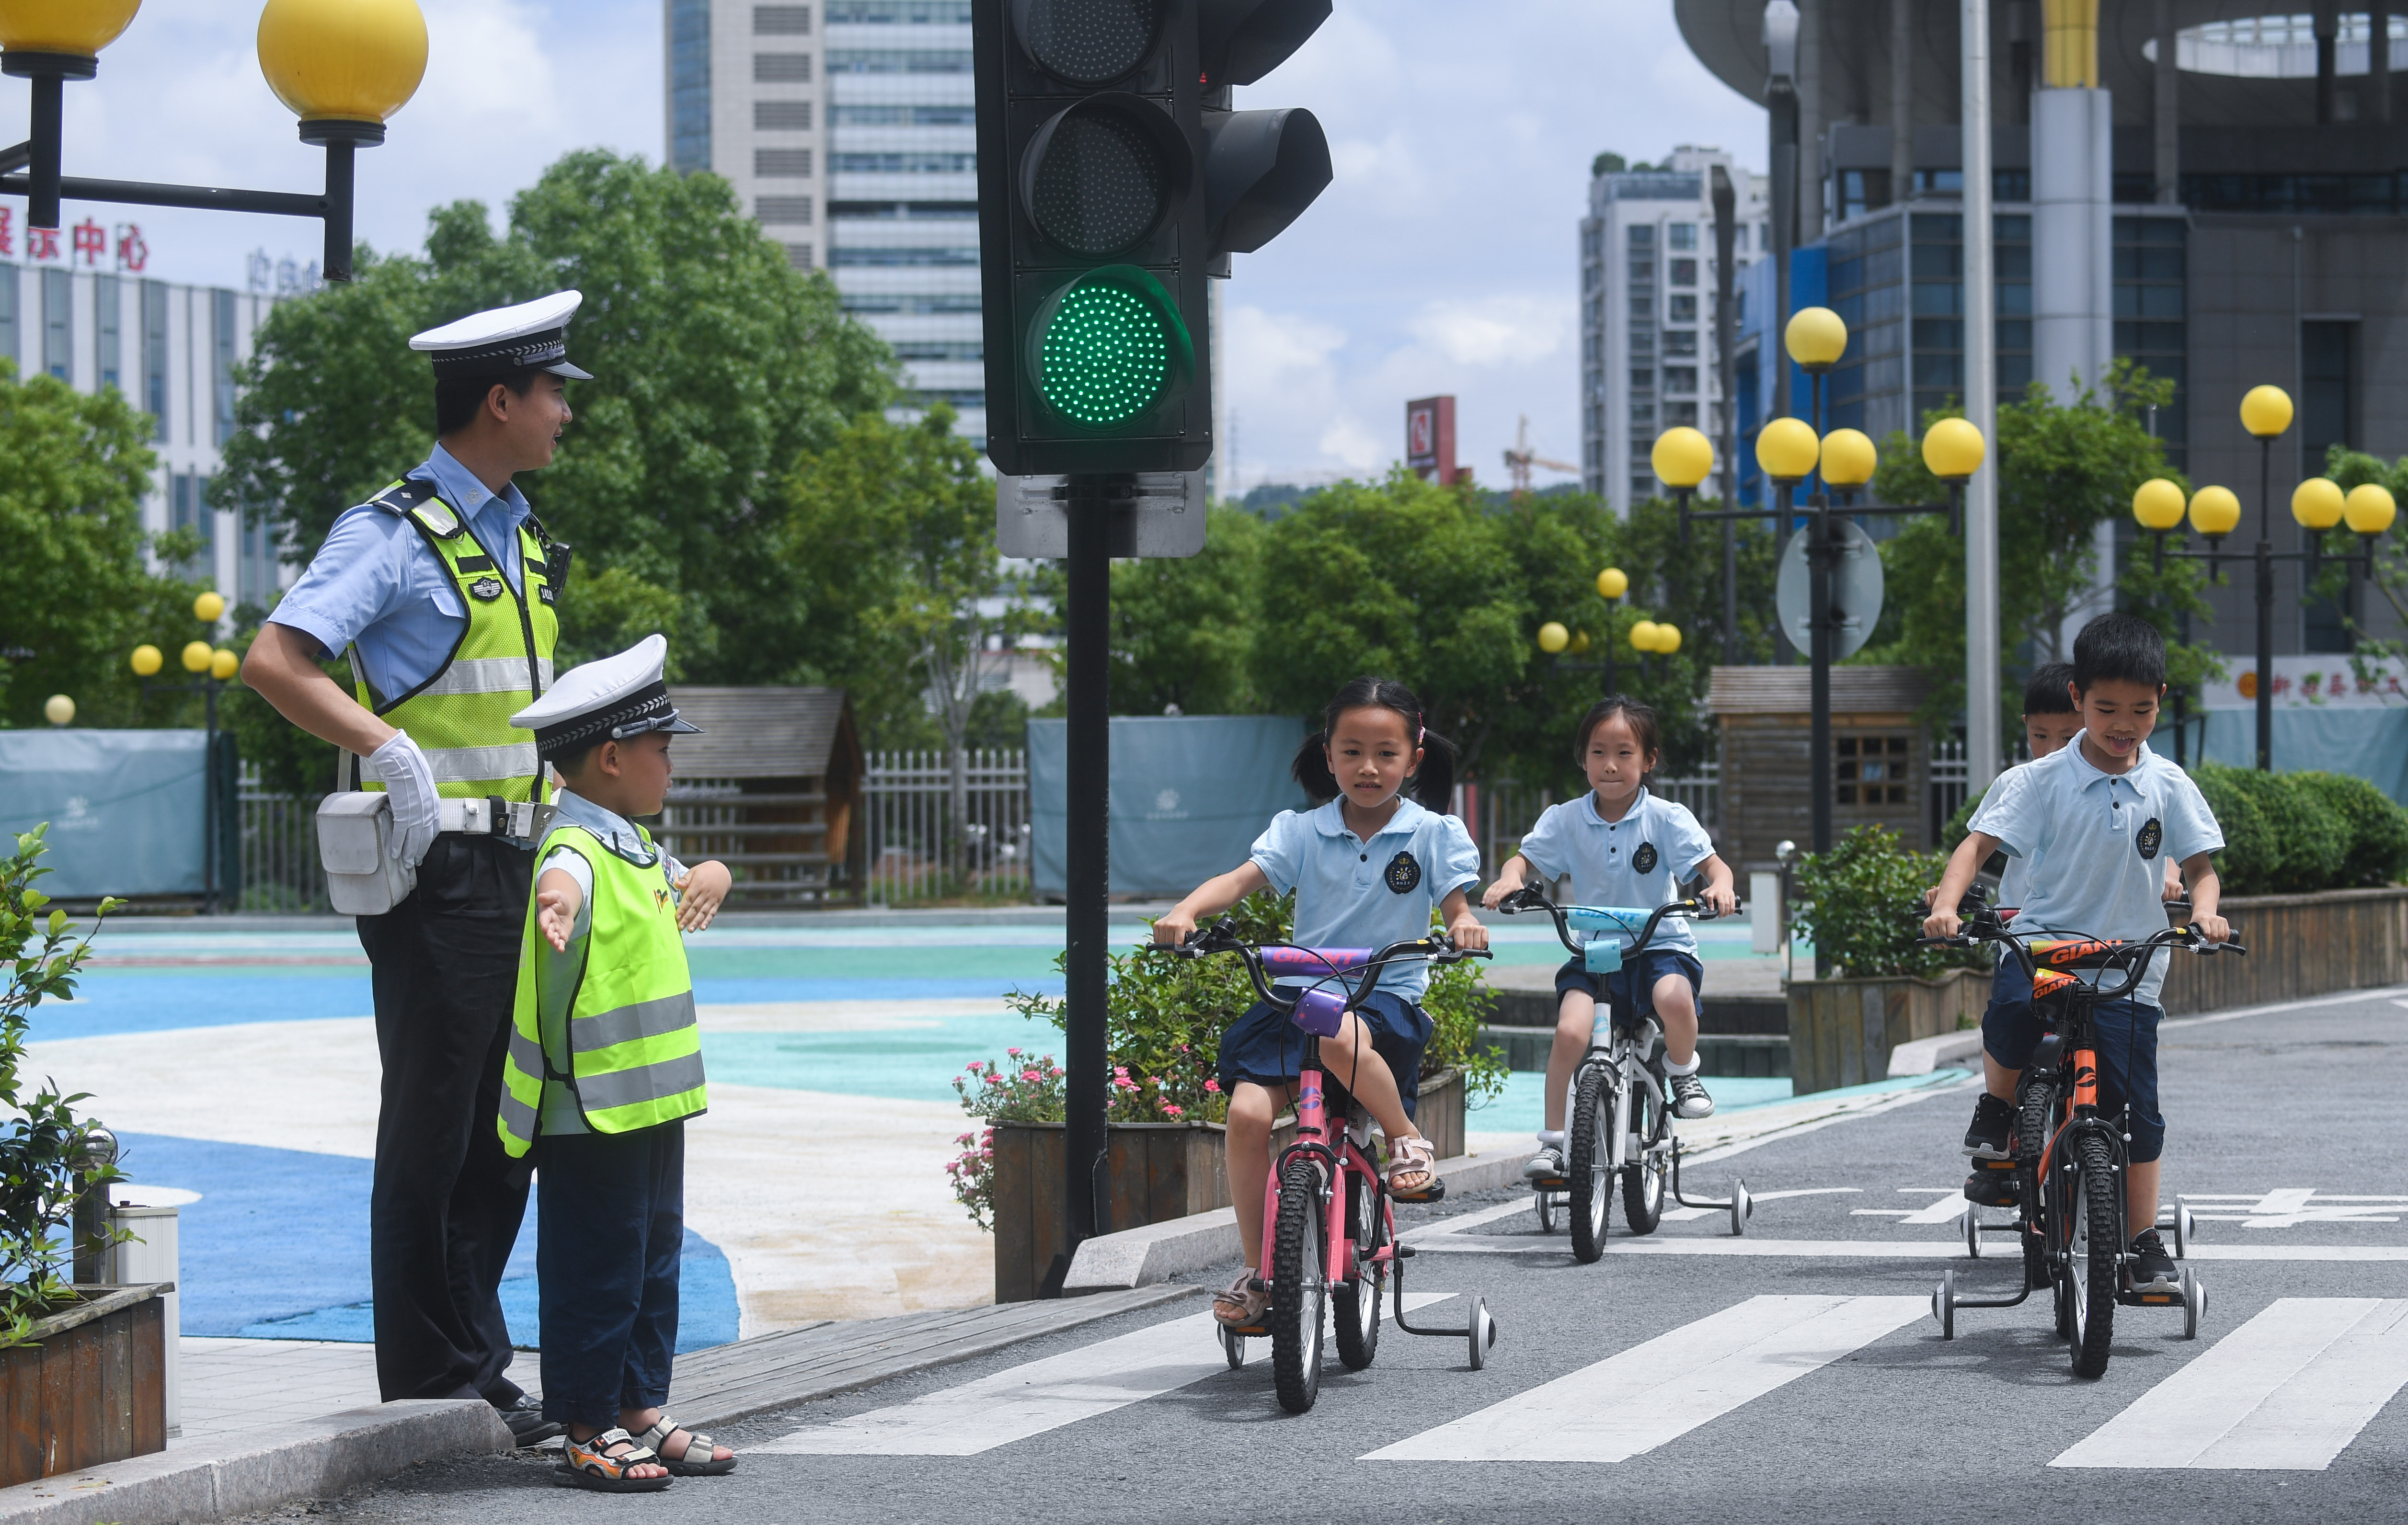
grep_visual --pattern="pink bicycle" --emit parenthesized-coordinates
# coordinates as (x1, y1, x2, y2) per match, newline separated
(1173, 922, 1501, 1413)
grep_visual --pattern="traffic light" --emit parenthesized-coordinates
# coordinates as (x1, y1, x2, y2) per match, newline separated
(976, 0, 1333, 478)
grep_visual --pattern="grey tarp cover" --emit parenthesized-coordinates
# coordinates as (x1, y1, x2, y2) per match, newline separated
(0, 730, 210, 895)
(1028, 716, 1309, 897)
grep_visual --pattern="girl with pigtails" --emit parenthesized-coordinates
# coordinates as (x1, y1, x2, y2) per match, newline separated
(1153, 677, 1487, 1330)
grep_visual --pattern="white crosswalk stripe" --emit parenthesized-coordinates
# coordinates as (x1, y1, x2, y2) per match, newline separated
(755, 1294, 1454, 1456)
(1358, 1294, 1925, 1463)
(2052, 1298, 2408, 1470)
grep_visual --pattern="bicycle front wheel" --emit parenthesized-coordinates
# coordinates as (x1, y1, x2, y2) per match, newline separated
(1567, 1065, 1614, 1263)
(2068, 1131, 2121, 1379)
(1270, 1155, 1328, 1412)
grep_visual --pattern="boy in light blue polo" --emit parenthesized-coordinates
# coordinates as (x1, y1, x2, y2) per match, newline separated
(1926, 613, 2230, 1289)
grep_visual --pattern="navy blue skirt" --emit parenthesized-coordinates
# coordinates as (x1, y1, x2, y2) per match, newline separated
(1216, 990, 1432, 1120)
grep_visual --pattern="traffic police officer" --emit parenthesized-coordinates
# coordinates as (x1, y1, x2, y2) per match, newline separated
(241, 291, 589, 1443)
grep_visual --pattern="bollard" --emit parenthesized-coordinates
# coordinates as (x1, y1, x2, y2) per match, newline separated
(71, 1127, 119, 1285)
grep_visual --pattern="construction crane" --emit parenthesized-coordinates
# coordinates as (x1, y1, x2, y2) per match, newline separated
(1503, 415, 1580, 497)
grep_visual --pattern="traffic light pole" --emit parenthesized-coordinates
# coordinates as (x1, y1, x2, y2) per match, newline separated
(1059, 473, 1119, 1286)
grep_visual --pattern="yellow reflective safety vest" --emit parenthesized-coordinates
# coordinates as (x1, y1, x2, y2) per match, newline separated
(499, 820, 707, 1157)
(350, 477, 559, 803)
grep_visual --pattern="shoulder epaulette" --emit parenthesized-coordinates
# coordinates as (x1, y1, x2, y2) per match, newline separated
(365, 476, 461, 537)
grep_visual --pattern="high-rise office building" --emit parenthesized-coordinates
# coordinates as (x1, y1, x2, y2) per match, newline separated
(1579, 146, 1769, 512)
(666, 1, 825, 271)
(666, 1, 982, 435)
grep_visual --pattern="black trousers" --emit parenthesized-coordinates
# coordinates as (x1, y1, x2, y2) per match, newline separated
(536, 1123, 684, 1427)
(357, 833, 535, 1404)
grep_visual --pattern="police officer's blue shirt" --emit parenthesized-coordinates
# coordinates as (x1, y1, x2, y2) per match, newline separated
(267, 443, 534, 705)
(1968, 734, 2223, 1008)
(1514, 787, 1717, 954)
(1248, 796, 1480, 1001)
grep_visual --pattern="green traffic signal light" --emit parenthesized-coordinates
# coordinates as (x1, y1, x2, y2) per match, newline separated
(1029, 265, 1194, 429)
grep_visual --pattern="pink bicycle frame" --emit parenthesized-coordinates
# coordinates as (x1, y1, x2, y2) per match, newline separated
(1257, 1066, 1393, 1290)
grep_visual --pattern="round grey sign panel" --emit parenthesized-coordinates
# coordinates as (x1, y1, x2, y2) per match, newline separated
(1774, 517, 1886, 662)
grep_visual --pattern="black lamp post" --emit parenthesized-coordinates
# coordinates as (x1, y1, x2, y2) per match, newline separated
(130, 594, 240, 914)
(0, 0, 428, 283)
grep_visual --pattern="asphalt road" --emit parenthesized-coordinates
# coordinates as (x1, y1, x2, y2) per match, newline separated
(249, 986, 2408, 1525)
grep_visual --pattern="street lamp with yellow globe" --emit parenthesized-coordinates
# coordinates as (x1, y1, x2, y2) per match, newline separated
(126, 592, 244, 910)
(0, 0, 427, 279)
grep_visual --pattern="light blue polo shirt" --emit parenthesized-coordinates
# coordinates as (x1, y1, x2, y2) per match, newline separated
(1249, 796, 1481, 1001)
(1969, 735, 2223, 1008)
(1514, 787, 1718, 954)
(267, 443, 536, 705)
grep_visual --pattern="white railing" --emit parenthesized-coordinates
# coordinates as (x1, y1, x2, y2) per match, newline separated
(236, 763, 329, 913)
(863, 749, 1032, 905)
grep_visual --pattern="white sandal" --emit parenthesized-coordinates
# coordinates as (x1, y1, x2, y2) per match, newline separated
(1388, 1134, 1439, 1198)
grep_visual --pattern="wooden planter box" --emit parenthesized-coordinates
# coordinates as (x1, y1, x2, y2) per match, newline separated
(989, 1068, 1466, 1304)
(2160, 887, 2408, 1015)
(0, 1284, 169, 1488)
(1787, 968, 1987, 1095)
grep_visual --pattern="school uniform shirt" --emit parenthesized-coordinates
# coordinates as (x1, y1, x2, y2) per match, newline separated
(1515, 787, 1717, 955)
(1968, 734, 2223, 1009)
(1248, 796, 1481, 1001)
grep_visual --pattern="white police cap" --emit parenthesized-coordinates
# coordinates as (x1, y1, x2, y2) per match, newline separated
(410, 290, 593, 381)
(512, 634, 699, 763)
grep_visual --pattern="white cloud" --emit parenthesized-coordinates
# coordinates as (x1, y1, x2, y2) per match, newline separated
(1409, 295, 1570, 370)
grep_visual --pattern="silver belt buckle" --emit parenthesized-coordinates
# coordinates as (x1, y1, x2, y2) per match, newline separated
(506, 800, 537, 840)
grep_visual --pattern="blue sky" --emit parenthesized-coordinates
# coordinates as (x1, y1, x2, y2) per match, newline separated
(0, 0, 1766, 494)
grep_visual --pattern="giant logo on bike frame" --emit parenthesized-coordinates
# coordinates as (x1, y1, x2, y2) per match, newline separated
(1383, 851, 1422, 895)
(1632, 842, 1659, 875)
(2136, 816, 2163, 859)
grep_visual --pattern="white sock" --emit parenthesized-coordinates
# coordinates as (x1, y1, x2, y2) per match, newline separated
(1663, 1054, 1701, 1077)
(1536, 1129, 1565, 1148)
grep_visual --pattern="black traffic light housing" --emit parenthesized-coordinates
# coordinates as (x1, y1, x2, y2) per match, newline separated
(976, 0, 1331, 478)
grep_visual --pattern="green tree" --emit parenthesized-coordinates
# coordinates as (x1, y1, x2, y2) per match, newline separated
(220, 150, 896, 684)
(1107, 507, 1267, 716)
(0, 362, 197, 729)
(1863, 362, 2210, 730)
(2320, 444, 2408, 671)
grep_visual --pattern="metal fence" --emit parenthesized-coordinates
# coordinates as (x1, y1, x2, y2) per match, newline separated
(862, 749, 1033, 906)
(237, 764, 330, 913)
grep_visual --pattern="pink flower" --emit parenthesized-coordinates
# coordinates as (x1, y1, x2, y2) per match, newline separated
(1163, 1104, 1184, 1118)
(1204, 1079, 1222, 1094)
(1022, 1069, 1042, 1082)
(1008, 1047, 1021, 1057)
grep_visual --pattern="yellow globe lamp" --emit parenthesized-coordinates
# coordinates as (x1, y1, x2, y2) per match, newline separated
(209, 647, 241, 682)
(1537, 621, 1570, 655)
(1755, 416, 1820, 483)
(2345, 483, 2398, 536)
(194, 589, 227, 623)
(1596, 566, 1629, 600)
(181, 639, 213, 674)
(1921, 417, 1986, 480)
(1784, 306, 1847, 371)
(42, 694, 74, 727)
(1628, 620, 1663, 653)
(1654, 623, 1683, 656)
(129, 643, 162, 677)
(1651, 426, 1714, 489)
(1568, 629, 1591, 655)
(2239, 384, 2295, 439)
(0, 0, 142, 61)
(256, 0, 428, 136)
(2132, 478, 2187, 532)
(2291, 478, 2345, 531)
(2189, 486, 2242, 539)
(1820, 428, 1877, 488)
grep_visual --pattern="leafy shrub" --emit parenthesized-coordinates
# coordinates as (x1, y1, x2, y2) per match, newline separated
(1791, 825, 1983, 979)
(2190, 763, 2348, 895)
(2291, 771, 2408, 888)
(0, 828, 126, 1344)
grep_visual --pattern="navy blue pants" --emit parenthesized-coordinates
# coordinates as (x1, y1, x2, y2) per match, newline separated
(1981, 961, 2167, 1163)
(536, 1121, 684, 1427)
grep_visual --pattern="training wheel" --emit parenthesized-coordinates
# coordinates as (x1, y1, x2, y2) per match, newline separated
(2175, 1199, 2195, 1260)
(1729, 1178, 1752, 1237)
(1468, 1298, 1497, 1370)
(1932, 1270, 1957, 1340)
(1961, 1200, 1983, 1260)
(2181, 1268, 2204, 1340)
(1218, 1323, 1246, 1369)
(1535, 1188, 1557, 1235)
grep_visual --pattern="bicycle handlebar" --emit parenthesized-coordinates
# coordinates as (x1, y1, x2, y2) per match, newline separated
(1915, 905, 2247, 1001)
(1168, 922, 1493, 1016)
(1494, 885, 1732, 960)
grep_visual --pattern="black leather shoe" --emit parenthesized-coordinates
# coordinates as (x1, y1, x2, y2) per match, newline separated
(497, 1397, 563, 1445)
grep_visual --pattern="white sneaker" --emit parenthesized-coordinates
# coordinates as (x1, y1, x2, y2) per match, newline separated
(1522, 1147, 1566, 1183)
(1669, 1073, 1715, 1119)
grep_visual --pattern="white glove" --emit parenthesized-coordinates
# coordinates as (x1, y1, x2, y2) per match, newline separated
(367, 732, 440, 870)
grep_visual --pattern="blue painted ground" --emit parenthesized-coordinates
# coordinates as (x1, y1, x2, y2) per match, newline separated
(115, 1133, 738, 1353)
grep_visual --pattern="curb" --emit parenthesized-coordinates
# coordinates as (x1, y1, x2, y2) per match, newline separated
(0, 1400, 514, 1525)
(1886, 1028, 1985, 1077)
(1063, 1149, 1537, 1293)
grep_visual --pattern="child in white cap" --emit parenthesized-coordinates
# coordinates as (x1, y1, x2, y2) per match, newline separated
(498, 634, 736, 1491)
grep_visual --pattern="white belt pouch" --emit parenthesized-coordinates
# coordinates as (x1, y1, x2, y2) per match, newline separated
(316, 791, 416, 916)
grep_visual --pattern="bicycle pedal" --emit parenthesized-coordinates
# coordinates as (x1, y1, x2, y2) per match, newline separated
(1225, 1323, 1269, 1338)
(1392, 1181, 1447, 1204)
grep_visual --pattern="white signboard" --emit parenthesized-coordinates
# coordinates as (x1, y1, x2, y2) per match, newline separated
(2197, 654, 2408, 710)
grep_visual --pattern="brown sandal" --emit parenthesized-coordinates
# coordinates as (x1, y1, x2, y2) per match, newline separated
(1212, 1268, 1268, 1329)
(559, 1428, 673, 1493)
